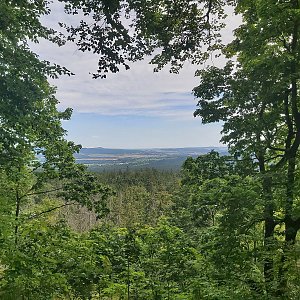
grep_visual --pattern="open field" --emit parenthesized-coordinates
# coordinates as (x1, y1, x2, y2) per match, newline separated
(74, 147, 228, 171)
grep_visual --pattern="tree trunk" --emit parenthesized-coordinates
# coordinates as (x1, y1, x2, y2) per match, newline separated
(258, 156, 276, 295)
(14, 189, 21, 246)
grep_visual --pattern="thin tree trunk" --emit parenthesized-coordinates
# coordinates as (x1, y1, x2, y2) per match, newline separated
(127, 255, 130, 300)
(15, 189, 21, 246)
(258, 155, 276, 295)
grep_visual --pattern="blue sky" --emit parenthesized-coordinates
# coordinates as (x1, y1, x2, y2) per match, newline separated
(62, 113, 223, 149)
(31, 2, 239, 149)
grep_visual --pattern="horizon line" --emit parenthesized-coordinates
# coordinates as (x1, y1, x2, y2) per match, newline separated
(79, 145, 226, 150)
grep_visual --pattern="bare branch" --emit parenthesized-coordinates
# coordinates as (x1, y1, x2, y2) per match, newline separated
(20, 187, 64, 200)
(27, 202, 77, 220)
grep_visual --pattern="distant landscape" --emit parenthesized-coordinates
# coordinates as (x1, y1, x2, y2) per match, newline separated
(74, 147, 228, 171)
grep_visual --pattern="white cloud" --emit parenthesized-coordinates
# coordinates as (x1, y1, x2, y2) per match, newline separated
(34, 40, 200, 117)
(30, 1, 240, 119)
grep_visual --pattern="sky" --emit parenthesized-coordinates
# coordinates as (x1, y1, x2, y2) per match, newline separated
(31, 2, 240, 149)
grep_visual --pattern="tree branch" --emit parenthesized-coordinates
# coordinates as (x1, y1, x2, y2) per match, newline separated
(27, 202, 77, 220)
(20, 187, 64, 200)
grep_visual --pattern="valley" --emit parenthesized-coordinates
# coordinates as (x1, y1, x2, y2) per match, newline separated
(74, 147, 228, 171)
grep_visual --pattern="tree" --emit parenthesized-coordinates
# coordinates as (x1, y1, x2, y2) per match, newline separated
(0, 0, 112, 233)
(43, 0, 300, 297)
(172, 151, 267, 298)
(3, 0, 300, 298)
(137, 218, 199, 300)
(192, 1, 300, 297)
(95, 169, 177, 227)
(58, 0, 229, 77)
(0, 3, 113, 297)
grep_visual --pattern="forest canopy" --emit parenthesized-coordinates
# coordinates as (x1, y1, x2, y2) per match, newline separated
(0, 0, 300, 299)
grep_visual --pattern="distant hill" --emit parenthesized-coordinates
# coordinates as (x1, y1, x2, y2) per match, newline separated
(74, 147, 228, 171)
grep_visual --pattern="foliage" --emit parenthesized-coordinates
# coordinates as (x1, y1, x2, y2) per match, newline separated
(58, 0, 229, 77)
(98, 169, 178, 227)
(87, 219, 200, 300)
(0, 1, 112, 298)
(192, 0, 300, 297)
(0, 218, 103, 300)
(2, 0, 300, 299)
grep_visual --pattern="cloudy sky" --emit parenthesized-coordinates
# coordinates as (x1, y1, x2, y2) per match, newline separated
(31, 2, 240, 149)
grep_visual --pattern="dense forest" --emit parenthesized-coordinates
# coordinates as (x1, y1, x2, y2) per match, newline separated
(1, 0, 300, 299)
